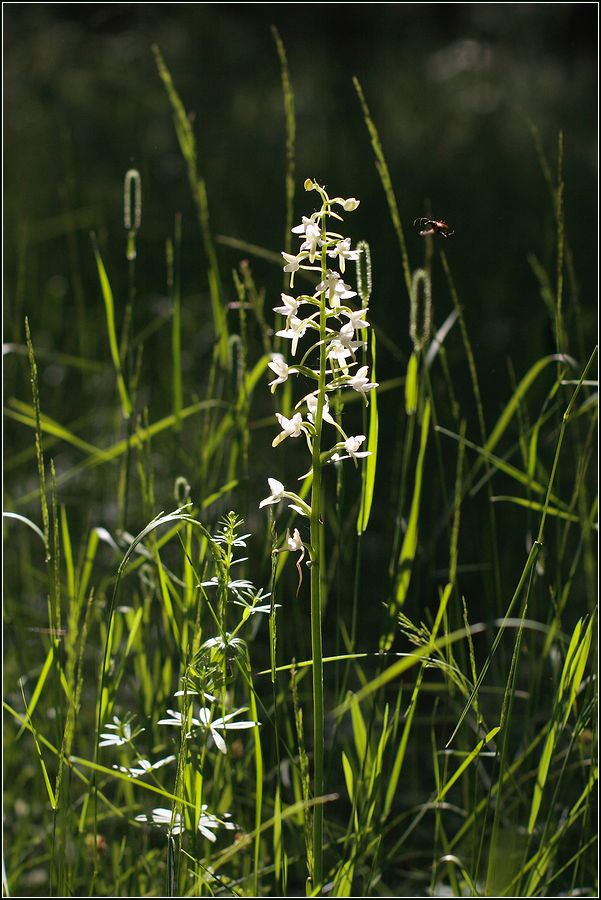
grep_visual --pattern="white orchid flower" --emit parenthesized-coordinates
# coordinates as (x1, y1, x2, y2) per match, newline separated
(342, 308, 370, 332)
(291, 215, 317, 237)
(273, 293, 301, 319)
(326, 237, 360, 273)
(281, 251, 308, 287)
(347, 365, 379, 399)
(331, 435, 371, 462)
(315, 270, 356, 308)
(268, 354, 295, 392)
(272, 412, 304, 447)
(259, 478, 286, 508)
(306, 393, 336, 426)
(286, 528, 303, 552)
(300, 222, 322, 263)
(276, 314, 308, 356)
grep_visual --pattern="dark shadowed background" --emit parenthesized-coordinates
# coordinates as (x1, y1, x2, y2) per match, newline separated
(4, 1, 598, 636)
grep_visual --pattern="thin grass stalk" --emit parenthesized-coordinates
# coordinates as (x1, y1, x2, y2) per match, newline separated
(353, 77, 412, 300)
(271, 25, 296, 265)
(439, 248, 503, 610)
(169, 214, 183, 431)
(153, 45, 229, 370)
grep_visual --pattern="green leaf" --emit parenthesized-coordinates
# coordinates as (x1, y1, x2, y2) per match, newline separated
(357, 330, 379, 534)
(91, 234, 132, 418)
(395, 400, 431, 607)
(341, 751, 354, 803)
(437, 726, 500, 801)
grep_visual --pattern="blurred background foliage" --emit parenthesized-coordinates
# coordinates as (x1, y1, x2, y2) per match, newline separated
(4, 3, 597, 622)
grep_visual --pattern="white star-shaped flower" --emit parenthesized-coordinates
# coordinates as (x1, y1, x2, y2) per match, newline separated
(113, 755, 175, 778)
(197, 706, 259, 755)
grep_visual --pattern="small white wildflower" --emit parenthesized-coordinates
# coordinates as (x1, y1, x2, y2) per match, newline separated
(327, 339, 353, 367)
(331, 435, 371, 462)
(157, 709, 200, 731)
(286, 528, 303, 552)
(268, 355, 296, 393)
(306, 393, 336, 426)
(338, 322, 366, 352)
(199, 575, 255, 600)
(114, 755, 176, 778)
(135, 807, 183, 835)
(197, 805, 237, 842)
(99, 715, 142, 748)
(327, 237, 360, 273)
(347, 365, 379, 398)
(299, 222, 322, 263)
(327, 324, 364, 369)
(285, 527, 306, 596)
(197, 706, 259, 755)
(233, 588, 277, 616)
(339, 197, 360, 211)
(135, 805, 237, 840)
(342, 308, 370, 332)
(259, 478, 286, 509)
(276, 314, 309, 356)
(273, 412, 304, 448)
(174, 688, 217, 701)
(281, 251, 307, 287)
(273, 293, 301, 319)
(315, 270, 356, 308)
(291, 214, 317, 237)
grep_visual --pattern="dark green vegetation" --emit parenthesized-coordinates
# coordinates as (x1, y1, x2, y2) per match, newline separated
(4, 6, 597, 897)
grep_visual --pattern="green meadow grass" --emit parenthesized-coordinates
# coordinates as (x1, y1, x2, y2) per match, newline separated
(3, 40, 597, 898)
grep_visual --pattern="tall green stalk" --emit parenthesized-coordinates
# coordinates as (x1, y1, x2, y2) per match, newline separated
(308, 235, 329, 890)
(262, 179, 372, 891)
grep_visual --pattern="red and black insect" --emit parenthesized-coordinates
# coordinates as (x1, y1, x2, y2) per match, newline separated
(413, 217, 454, 238)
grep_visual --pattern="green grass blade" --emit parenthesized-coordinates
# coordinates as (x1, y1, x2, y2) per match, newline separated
(490, 495, 583, 523)
(19, 683, 56, 809)
(484, 353, 575, 460)
(3, 511, 46, 544)
(91, 233, 132, 418)
(437, 726, 500, 801)
(353, 77, 412, 299)
(382, 400, 431, 650)
(271, 26, 296, 261)
(357, 331, 379, 534)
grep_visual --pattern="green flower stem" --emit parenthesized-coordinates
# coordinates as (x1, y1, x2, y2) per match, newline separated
(309, 233, 329, 890)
